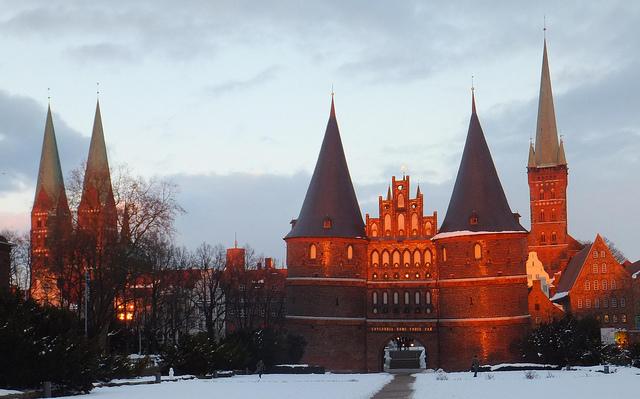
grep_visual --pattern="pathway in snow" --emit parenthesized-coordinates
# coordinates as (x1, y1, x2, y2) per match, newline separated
(371, 374, 415, 399)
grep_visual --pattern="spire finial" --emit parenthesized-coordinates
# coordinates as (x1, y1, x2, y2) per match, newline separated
(234, 232, 238, 248)
(47, 87, 51, 105)
(471, 75, 476, 114)
(96, 81, 100, 98)
(329, 86, 336, 119)
(543, 15, 547, 40)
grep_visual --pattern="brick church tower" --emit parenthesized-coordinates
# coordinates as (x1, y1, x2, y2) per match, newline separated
(284, 95, 368, 372)
(77, 100, 118, 247)
(527, 39, 581, 275)
(432, 91, 530, 369)
(31, 105, 72, 305)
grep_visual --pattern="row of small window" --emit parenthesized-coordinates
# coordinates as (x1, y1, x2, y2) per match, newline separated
(370, 249, 433, 268)
(308, 244, 354, 260)
(536, 209, 560, 222)
(591, 263, 609, 274)
(593, 250, 606, 259)
(372, 290, 433, 306)
(372, 306, 433, 315)
(577, 297, 625, 309)
(597, 314, 627, 324)
(372, 271, 432, 280)
(539, 232, 558, 243)
(583, 280, 617, 291)
(370, 216, 433, 238)
(536, 188, 559, 201)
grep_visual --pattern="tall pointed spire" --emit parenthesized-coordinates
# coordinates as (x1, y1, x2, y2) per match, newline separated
(533, 39, 562, 167)
(34, 105, 69, 210)
(386, 185, 392, 201)
(80, 100, 115, 208)
(416, 184, 421, 197)
(439, 92, 525, 234)
(285, 96, 365, 238)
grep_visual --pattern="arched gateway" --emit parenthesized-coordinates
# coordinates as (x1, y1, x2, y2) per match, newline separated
(381, 336, 427, 371)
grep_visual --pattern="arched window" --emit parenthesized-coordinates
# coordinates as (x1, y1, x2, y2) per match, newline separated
(403, 250, 411, 267)
(425, 291, 432, 305)
(611, 280, 616, 289)
(585, 281, 590, 290)
(541, 233, 546, 243)
(413, 250, 421, 266)
(393, 292, 399, 305)
(309, 244, 317, 260)
(415, 292, 421, 305)
(551, 208, 557, 221)
(411, 213, 419, 232)
(593, 251, 599, 259)
(602, 280, 607, 290)
(384, 214, 391, 234)
(474, 243, 482, 260)
(601, 263, 607, 273)
(442, 247, 447, 262)
(371, 223, 378, 237)
(372, 292, 378, 305)
(551, 188, 556, 199)
(347, 245, 353, 260)
(397, 214, 405, 234)
(392, 250, 400, 267)
(382, 251, 390, 267)
(539, 189, 544, 200)
(397, 193, 405, 208)
(424, 249, 432, 265)
(593, 264, 598, 274)
(371, 251, 379, 267)
(539, 209, 545, 222)
(383, 292, 388, 305)
(551, 232, 557, 242)
(404, 291, 410, 305)
(425, 221, 432, 236)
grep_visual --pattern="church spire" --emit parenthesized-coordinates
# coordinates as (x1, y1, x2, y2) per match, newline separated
(80, 100, 115, 209)
(533, 39, 563, 167)
(285, 95, 365, 238)
(34, 105, 69, 211)
(439, 91, 525, 234)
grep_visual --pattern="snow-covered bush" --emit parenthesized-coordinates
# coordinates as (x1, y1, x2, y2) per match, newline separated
(524, 370, 539, 380)
(435, 370, 448, 380)
(485, 373, 495, 380)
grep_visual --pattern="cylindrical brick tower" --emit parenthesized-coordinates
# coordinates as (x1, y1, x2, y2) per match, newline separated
(284, 96, 368, 372)
(432, 91, 530, 370)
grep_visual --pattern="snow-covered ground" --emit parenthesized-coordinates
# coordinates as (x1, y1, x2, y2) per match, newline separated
(0, 389, 22, 396)
(62, 373, 393, 399)
(412, 367, 639, 399)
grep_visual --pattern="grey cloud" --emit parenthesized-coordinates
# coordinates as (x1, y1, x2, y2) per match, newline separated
(207, 66, 281, 96)
(0, 90, 88, 194)
(65, 43, 134, 64)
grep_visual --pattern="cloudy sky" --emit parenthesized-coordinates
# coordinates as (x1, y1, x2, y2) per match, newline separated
(1, 1, 638, 263)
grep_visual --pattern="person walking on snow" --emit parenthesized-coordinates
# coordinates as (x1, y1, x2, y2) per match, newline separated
(472, 355, 480, 377)
(256, 359, 265, 379)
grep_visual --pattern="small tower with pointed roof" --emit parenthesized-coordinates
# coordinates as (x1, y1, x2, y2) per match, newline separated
(31, 104, 72, 305)
(527, 38, 581, 275)
(284, 95, 368, 371)
(432, 90, 530, 370)
(77, 100, 118, 248)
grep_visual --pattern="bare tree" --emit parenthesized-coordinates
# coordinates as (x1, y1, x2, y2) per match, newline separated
(0, 230, 31, 290)
(193, 242, 226, 340)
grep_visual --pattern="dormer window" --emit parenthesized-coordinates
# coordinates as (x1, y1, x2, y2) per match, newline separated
(309, 244, 317, 260)
(474, 243, 482, 260)
(347, 245, 353, 260)
(469, 210, 478, 225)
(323, 216, 332, 229)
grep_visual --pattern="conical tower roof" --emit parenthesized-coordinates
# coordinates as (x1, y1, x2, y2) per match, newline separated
(33, 105, 69, 211)
(533, 39, 563, 167)
(80, 100, 115, 208)
(438, 92, 525, 235)
(285, 96, 365, 239)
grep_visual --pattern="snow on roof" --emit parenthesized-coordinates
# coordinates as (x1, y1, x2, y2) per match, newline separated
(550, 291, 568, 302)
(432, 230, 526, 240)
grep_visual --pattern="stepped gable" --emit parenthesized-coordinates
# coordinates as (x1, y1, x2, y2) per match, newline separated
(438, 91, 526, 235)
(286, 96, 365, 238)
(33, 105, 69, 211)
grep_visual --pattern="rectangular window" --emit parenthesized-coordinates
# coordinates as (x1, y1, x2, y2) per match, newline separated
(602, 280, 607, 290)
(593, 280, 599, 290)
(612, 298, 617, 308)
(586, 299, 591, 308)
(604, 314, 609, 323)
(577, 299, 583, 309)
(595, 298, 600, 308)
(611, 280, 617, 289)
(585, 281, 590, 290)
(603, 298, 609, 308)
(592, 264, 598, 274)
(620, 297, 625, 308)
(601, 264, 607, 273)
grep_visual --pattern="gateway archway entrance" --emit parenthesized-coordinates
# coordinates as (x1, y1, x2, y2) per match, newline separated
(382, 336, 426, 371)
